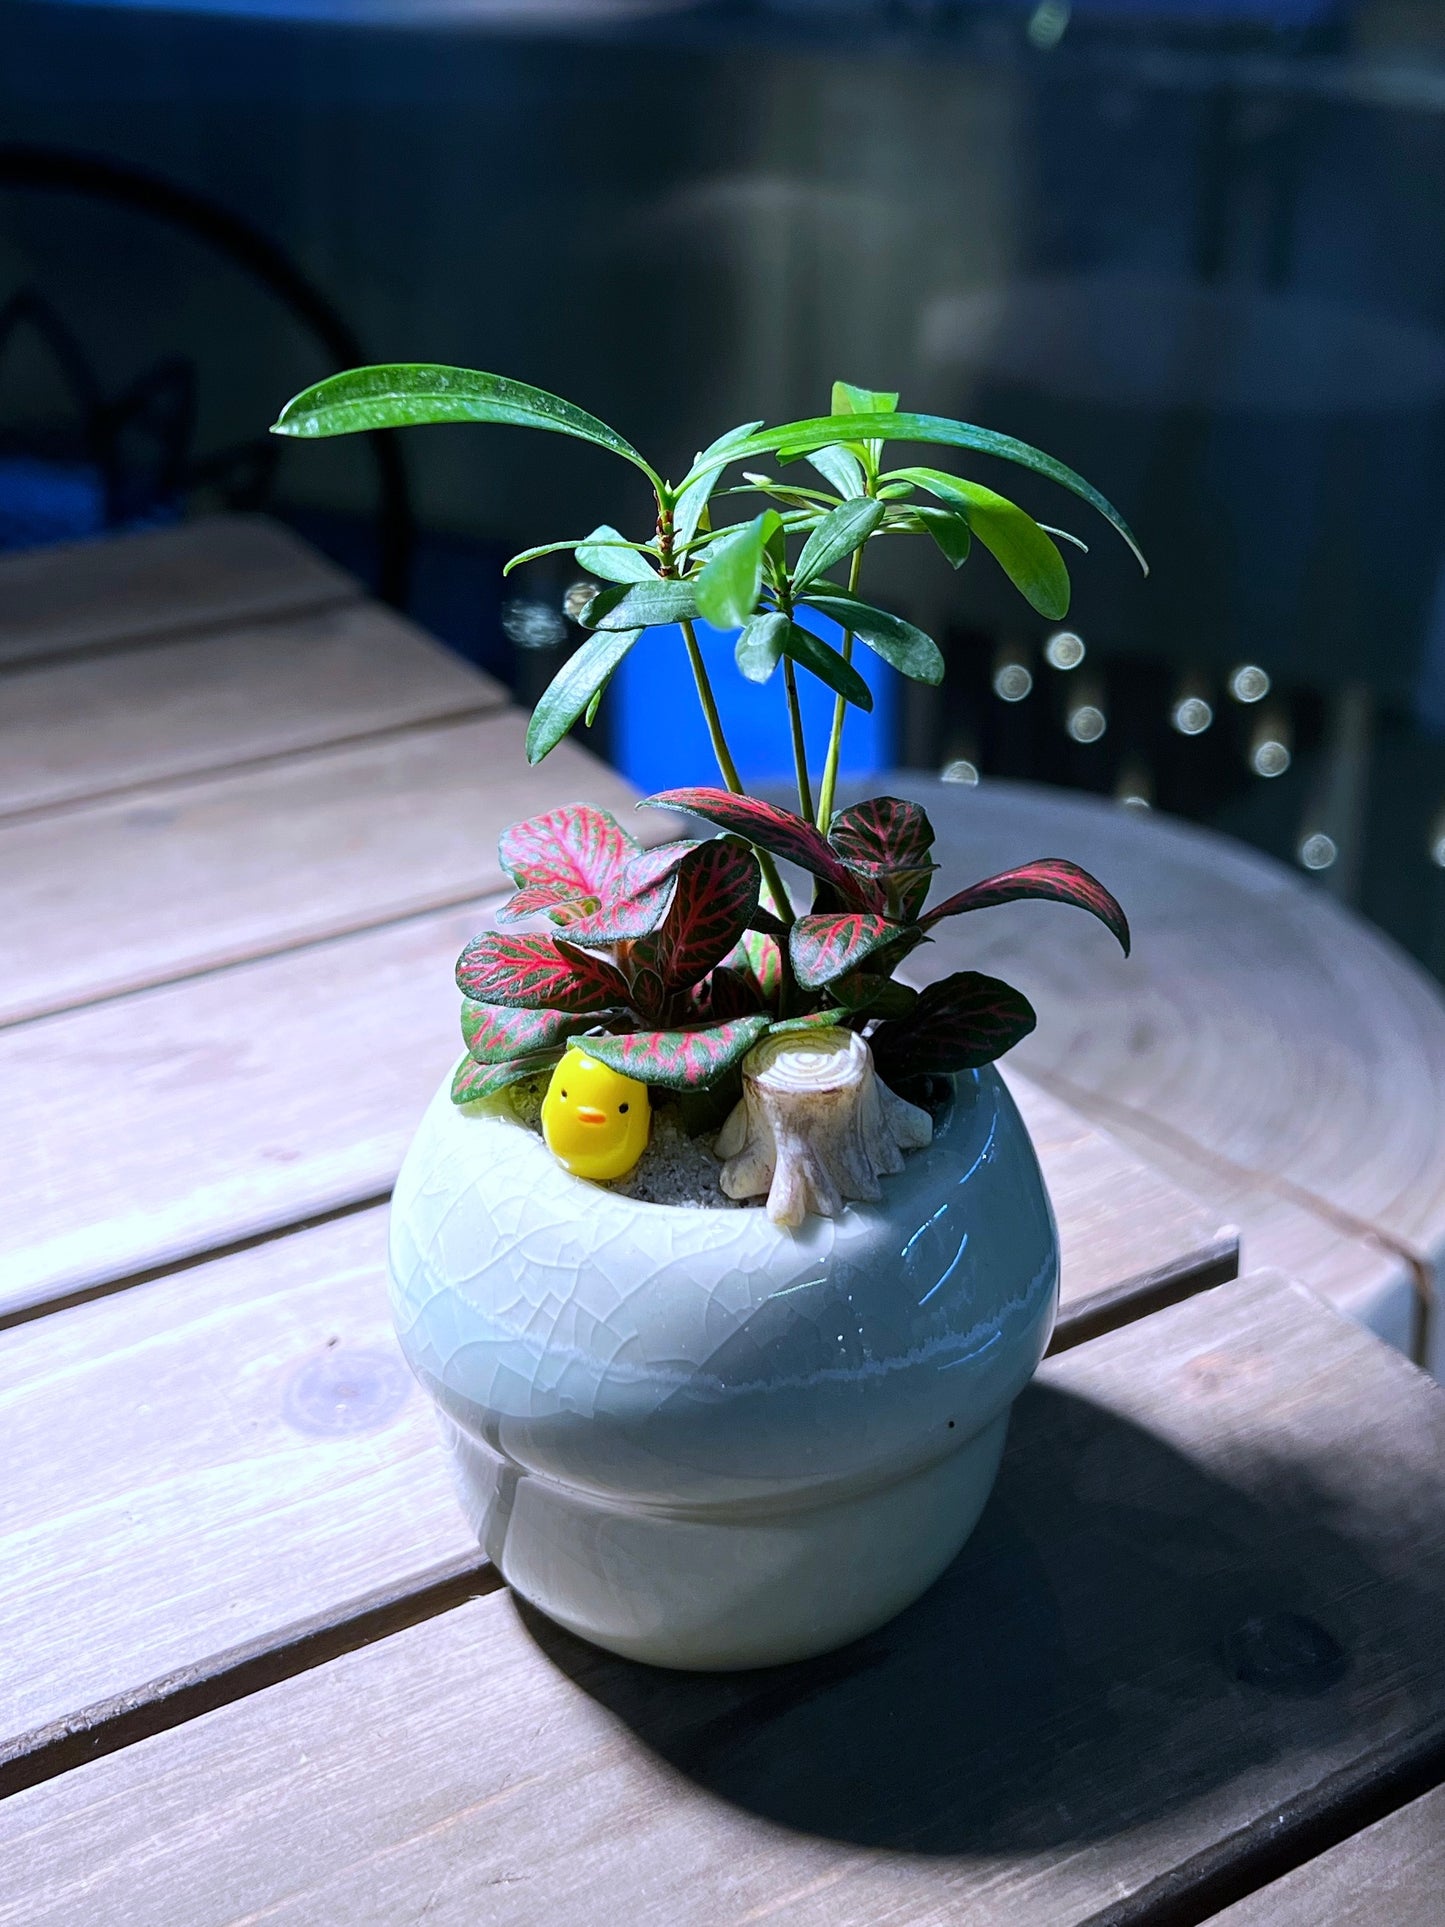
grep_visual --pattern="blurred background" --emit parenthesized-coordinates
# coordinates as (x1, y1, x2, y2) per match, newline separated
(4, 0, 1445, 978)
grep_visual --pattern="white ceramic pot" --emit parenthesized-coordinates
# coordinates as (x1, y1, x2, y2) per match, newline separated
(388, 1064, 1058, 1670)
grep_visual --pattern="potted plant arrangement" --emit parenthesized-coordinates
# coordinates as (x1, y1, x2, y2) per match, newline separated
(273, 371, 1139, 1669)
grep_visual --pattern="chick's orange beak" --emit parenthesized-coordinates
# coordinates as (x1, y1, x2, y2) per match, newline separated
(575, 1106, 607, 1126)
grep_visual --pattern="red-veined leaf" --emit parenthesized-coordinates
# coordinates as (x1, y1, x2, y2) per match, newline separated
(451, 1052, 562, 1105)
(583, 1015, 771, 1090)
(652, 839, 761, 987)
(870, 972, 1037, 1082)
(789, 911, 897, 989)
(460, 1000, 604, 1065)
(768, 1008, 849, 1036)
(455, 934, 628, 1011)
(643, 788, 882, 910)
(920, 858, 1130, 954)
(690, 966, 764, 1022)
(722, 929, 783, 1004)
(827, 795, 935, 876)
(498, 805, 636, 911)
(563, 839, 708, 944)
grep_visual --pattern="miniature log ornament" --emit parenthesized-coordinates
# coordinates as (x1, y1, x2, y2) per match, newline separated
(716, 1026, 932, 1227)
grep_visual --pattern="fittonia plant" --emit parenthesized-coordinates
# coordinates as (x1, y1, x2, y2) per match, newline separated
(273, 371, 1138, 1201)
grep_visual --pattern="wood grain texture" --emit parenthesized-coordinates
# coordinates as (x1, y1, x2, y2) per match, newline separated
(0, 1208, 481, 1779)
(0, 1106, 1232, 1770)
(0, 882, 1234, 1327)
(0, 600, 503, 818)
(851, 775, 1445, 1370)
(0, 514, 356, 667)
(0, 712, 653, 1024)
(2, 1272, 1440, 1927)
(1202, 1785, 1445, 1925)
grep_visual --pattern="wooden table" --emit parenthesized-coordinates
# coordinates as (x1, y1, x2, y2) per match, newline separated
(2, 517, 1441, 1924)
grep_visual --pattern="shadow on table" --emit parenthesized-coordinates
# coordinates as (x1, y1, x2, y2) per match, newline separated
(515, 1382, 1421, 1855)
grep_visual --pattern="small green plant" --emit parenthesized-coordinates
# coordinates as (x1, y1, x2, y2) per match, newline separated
(273, 370, 1140, 1102)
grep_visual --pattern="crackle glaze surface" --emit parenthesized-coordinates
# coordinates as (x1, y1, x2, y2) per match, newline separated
(388, 1064, 1058, 1668)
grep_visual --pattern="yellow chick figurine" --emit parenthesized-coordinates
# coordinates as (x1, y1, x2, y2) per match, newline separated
(541, 1046, 651, 1182)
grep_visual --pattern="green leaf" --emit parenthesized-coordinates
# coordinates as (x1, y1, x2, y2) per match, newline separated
(526, 629, 642, 763)
(805, 445, 866, 498)
(695, 513, 777, 631)
(583, 1015, 771, 1090)
(272, 364, 661, 488)
(799, 594, 944, 684)
(911, 504, 972, 569)
(832, 381, 900, 417)
(581, 579, 699, 632)
(890, 470, 1069, 619)
(735, 610, 787, 684)
(674, 420, 764, 549)
(768, 1009, 849, 1036)
(574, 525, 657, 584)
(677, 411, 1145, 571)
(793, 498, 886, 591)
(783, 621, 873, 712)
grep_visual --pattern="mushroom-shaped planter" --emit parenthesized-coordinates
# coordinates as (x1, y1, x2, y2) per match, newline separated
(388, 1051, 1058, 1671)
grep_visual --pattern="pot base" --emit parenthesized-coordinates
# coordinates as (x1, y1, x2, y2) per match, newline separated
(443, 1410, 1010, 1671)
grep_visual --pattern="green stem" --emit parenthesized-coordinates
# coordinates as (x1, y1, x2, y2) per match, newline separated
(815, 541, 866, 831)
(679, 613, 792, 923)
(783, 657, 814, 823)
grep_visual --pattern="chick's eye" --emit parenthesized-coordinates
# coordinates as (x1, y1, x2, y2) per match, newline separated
(560, 1089, 567, 1099)
(619, 1102, 629, 1114)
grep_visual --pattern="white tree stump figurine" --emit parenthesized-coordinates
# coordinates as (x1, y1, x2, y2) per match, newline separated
(716, 1027, 933, 1227)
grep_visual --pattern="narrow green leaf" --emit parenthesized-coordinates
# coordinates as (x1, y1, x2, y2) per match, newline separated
(575, 525, 657, 584)
(581, 579, 699, 631)
(912, 504, 972, 569)
(890, 469, 1069, 619)
(695, 513, 777, 631)
(832, 381, 900, 417)
(783, 622, 874, 711)
(1043, 524, 1089, 554)
(805, 445, 865, 498)
(800, 594, 944, 684)
(673, 420, 764, 549)
(735, 610, 788, 684)
(793, 498, 886, 591)
(272, 364, 661, 488)
(677, 411, 1145, 571)
(526, 629, 641, 763)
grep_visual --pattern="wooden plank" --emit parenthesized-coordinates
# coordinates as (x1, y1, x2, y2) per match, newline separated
(0, 1208, 482, 1785)
(1202, 1785, 1445, 1925)
(0, 1106, 1233, 1773)
(3, 1272, 1441, 1927)
(0, 713, 653, 1025)
(0, 600, 504, 819)
(0, 883, 1235, 1325)
(0, 514, 356, 668)
(861, 774, 1445, 1369)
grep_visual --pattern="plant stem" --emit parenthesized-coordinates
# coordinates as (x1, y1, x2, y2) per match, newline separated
(679, 615, 743, 795)
(783, 657, 814, 823)
(815, 542, 865, 831)
(679, 613, 793, 923)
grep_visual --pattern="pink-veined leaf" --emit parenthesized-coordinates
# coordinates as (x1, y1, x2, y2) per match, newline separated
(643, 788, 882, 910)
(920, 858, 1130, 954)
(652, 839, 761, 987)
(768, 1008, 849, 1036)
(494, 882, 601, 926)
(826, 795, 935, 877)
(451, 1051, 562, 1105)
(497, 804, 636, 913)
(788, 911, 898, 990)
(583, 1014, 771, 1090)
(722, 929, 783, 1004)
(455, 934, 629, 1011)
(870, 971, 1037, 1082)
(560, 839, 703, 944)
(460, 1000, 605, 1065)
